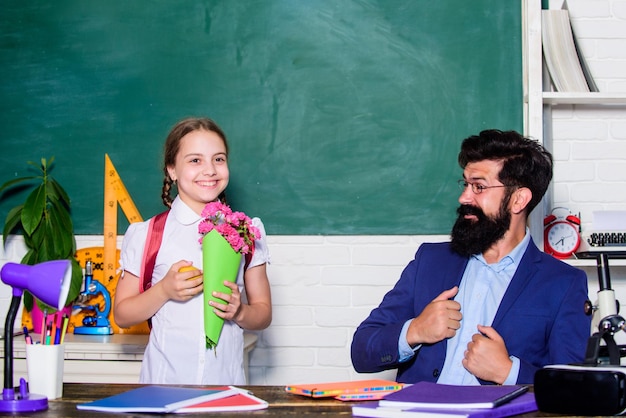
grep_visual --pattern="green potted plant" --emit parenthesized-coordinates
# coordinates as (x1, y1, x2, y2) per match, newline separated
(0, 157, 82, 323)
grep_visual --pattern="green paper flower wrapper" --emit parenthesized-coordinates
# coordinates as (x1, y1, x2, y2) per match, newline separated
(202, 229, 242, 349)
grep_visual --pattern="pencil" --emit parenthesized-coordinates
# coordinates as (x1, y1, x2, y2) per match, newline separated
(60, 314, 69, 344)
(41, 309, 48, 344)
(50, 314, 58, 345)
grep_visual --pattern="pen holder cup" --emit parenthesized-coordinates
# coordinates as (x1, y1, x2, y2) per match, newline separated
(25, 343, 65, 400)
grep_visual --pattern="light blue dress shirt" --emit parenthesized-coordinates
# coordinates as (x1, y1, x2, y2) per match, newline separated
(398, 230, 531, 385)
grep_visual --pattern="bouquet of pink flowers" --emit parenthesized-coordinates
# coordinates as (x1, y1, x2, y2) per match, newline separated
(198, 201, 259, 254)
(198, 201, 260, 349)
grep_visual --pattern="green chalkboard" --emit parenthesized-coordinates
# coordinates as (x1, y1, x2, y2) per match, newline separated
(0, 1, 522, 235)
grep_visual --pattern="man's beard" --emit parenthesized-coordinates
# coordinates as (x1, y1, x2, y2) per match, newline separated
(450, 200, 511, 257)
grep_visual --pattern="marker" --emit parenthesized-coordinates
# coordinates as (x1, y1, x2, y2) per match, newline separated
(23, 327, 32, 345)
(45, 323, 52, 345)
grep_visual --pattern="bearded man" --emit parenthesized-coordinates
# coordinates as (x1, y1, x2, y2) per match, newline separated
(351, 129, 590, 385)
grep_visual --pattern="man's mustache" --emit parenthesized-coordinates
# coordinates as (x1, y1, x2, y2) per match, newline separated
(457, 204, 484, 218)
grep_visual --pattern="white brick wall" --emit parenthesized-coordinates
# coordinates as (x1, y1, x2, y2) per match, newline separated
(2, 0, 626, 385)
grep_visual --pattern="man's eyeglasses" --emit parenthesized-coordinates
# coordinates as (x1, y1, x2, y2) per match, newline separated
(457, 180, 508, 194)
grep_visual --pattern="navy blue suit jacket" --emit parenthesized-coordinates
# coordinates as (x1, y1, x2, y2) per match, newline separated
(351, 239, 590, 384)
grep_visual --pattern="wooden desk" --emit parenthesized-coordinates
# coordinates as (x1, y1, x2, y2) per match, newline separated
(13, 384, 597, 417)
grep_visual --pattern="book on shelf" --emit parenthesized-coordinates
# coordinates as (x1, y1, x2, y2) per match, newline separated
(378, 382, 528, 410)
(542, 9, 594, 92)
(285, 379, 404, 400)
(352, 392, 537, 418)
(562, 0, 598, 92)
(75, 385, 243, 413)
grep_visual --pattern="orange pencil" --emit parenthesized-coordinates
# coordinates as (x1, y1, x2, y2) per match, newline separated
(50, 314, 58, 345)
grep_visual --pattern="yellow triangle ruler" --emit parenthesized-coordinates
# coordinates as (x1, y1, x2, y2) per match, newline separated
(97, 154, 149, 333)
(103, 153, 142, 284)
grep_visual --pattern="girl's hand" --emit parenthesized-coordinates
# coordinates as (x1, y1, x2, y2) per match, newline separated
(160, 261, 203, 302)
(209, 280, 242, 322)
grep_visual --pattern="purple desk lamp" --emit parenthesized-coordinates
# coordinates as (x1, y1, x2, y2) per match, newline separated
(0, 260, 71, 413)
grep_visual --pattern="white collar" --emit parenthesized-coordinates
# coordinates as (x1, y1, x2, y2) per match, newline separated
(170, 196, 202, 226)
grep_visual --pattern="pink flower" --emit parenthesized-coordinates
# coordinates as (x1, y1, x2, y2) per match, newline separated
(198, 202, 259, 254)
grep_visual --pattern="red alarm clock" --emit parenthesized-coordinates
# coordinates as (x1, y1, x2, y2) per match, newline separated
(544, 208, 581, 259)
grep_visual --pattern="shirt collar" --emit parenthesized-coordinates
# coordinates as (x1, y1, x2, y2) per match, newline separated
(170, 196, 202, 226)
(473, 228, 531, 272)
(507, 227, 531, 264)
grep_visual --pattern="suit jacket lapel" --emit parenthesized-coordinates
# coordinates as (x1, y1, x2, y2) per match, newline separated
(450, 256, 468, 288)
(491, 238, 541, 328)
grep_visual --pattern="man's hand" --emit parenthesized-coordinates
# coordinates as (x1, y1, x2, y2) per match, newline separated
(462, 324, 512, 384)
(406, 287, 461, 346)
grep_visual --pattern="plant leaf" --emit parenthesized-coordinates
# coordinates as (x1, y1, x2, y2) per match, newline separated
(47, 207, 74, 257)
(50, 199, 73, 234)
(2, 204, 23, 246)
(65, 258, 83, 307)
(20, 249, 37, 266)
(0, 176, 37, 194)
(41, 217, 57, 260)
(27, 159, 43, 172)
(48, 178, 71, 208)
(21, 185, 45, 235)
(35, 298, 57, 314)
(35, 235, 52, 263)
(23, 218, 44, 254)
(23, 291, 33, 312)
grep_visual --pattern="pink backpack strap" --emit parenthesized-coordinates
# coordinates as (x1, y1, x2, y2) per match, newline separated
(244, 246, 254, 271)
(139, 210, 169, 293)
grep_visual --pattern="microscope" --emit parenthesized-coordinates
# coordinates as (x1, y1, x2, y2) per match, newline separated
(73, 259, 113, 335)
(585, 252, 626, 365)
(535, 252, 626, 415)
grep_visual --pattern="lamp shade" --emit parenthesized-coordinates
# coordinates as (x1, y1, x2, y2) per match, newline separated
(0, 260, 71, 310)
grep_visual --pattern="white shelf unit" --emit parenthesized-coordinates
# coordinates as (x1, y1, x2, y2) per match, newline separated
(543, 92, 626, 105)
(567, 258, 626, 268)
(523, 1, 626, 268)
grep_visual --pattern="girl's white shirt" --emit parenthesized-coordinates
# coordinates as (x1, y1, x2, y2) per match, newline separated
(119, 196, 270, 384)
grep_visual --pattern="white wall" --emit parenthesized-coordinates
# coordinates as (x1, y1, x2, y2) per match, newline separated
(2, 0, 626, 385)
